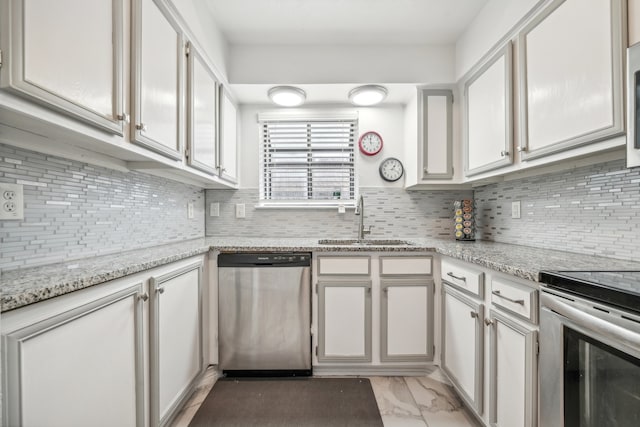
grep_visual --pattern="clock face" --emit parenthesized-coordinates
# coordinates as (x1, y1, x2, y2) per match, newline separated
(358, 131, 383, 156)
(379, 157, 404, 182)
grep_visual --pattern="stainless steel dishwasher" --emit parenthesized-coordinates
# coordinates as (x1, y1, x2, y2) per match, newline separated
(218, 253, 312, 377)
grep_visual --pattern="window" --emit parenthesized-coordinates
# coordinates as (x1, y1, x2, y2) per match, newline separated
(259, 114, 357, 206)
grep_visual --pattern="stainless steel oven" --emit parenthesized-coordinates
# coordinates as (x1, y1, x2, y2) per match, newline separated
(539, 272, 640, 427)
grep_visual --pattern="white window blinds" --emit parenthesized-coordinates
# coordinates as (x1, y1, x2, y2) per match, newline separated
(259, 117, 357, 202)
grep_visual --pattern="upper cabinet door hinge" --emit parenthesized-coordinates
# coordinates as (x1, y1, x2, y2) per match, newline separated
(0, 50, 3, 69)
(450, 94, 454, 103)
(185, 42, 191, 57)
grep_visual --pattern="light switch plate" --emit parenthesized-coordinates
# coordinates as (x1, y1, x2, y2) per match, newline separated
(511, 201, 521, 219)
(235, 203, 245, 219)
(0, 183, 24, 220)
(210, 203, 220, 217)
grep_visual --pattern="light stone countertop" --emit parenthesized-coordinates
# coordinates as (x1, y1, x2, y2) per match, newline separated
(2, 237, 640, 312)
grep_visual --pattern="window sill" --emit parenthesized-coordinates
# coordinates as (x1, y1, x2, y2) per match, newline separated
(255, 201, 357, 210)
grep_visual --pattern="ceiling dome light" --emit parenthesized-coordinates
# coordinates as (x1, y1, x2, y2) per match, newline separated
(348, 85, 388, 106)
(268, 86, 306, 107)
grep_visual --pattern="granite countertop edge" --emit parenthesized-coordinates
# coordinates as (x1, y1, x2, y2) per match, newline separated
(3, 237, 640, 312)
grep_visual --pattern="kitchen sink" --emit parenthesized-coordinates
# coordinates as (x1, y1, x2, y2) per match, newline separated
(317, 239, 413, 246)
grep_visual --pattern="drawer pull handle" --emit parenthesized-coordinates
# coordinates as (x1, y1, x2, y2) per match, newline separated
(138, 293, 149, 302)
(470, 311, 479, 319)
(136, 123, 148, 132)
(484, 318, 494, 326)
(157, 287, 165, 294)
(492, 290, 524, 305)
(447, 272, 466, 282)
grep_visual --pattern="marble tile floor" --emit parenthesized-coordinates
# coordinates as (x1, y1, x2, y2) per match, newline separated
(170, 366, 480, 427)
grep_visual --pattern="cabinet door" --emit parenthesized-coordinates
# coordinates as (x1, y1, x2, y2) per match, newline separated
(1, 0, 125, 134)
(3, 284, 145, 427)
(464, 42, 513, 177)
(628, 44, 640, 168)
(219, 86, 239, 184)
(442, 284, 484, 414)
(488, 310, 537, 427)
(186, 42, 218, 174)
(318, 281, 372, 362)
(380, 279, 433, 362)
(518, 0, 625, 160)
(150, 262, 203, 427)
(131, 0, 183, 160)
(419, 89, 453, 180)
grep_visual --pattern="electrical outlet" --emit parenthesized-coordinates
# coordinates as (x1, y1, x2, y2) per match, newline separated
(187, 203, 194, 219)
(235, 203, 245, 219)
(0, 183, 24, 220)
(512, 201, 521, 219)
(210, 203, 220, 217)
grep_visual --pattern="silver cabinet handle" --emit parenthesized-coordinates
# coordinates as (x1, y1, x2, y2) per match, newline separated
(447, 272, 466, 282)
(484, 318, 494, 326)
(500, 150, 509, 157)
(117, 113, 130, 123)
(470, 311, 479, 319)
(138, 292, 149, 302)
(517, 146, 526, 152)
(157, 287, 165, 294)
(136, 123, 147, 132)
(492, 290, 524, 305)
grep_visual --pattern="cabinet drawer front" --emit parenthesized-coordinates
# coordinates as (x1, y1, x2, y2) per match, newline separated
(441, 259, 484, 297)
(318, 256, 370, 276)
(380, 256, 432, 276)
(491, 278, 538, 323)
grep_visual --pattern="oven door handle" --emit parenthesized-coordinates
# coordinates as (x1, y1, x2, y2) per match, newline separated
(542, 293, 640, 356)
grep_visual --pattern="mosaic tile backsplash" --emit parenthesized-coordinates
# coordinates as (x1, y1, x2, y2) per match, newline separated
(204, 188, 474, 239)
(0, 144, 205, 271)
(474, 159, 640, 262)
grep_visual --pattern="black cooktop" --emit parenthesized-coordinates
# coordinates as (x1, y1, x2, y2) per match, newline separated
(539, 271, 640, 315)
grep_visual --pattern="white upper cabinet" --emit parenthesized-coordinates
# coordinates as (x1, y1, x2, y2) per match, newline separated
(517, 0, 625, 160)
(420, 89, 453, 180)
(131, 0, 183, 160)
(464, 42, 513, 177)
(186, 42, 218, 174)
(0, 0, 125, 134)
(219, 86, 239, 184)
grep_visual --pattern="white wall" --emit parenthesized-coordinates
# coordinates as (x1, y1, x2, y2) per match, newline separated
(229, 44, 455, 84)
(238, 104, 408, 189)
(630, 0, 640, 46)
(455, 0, 542, 79)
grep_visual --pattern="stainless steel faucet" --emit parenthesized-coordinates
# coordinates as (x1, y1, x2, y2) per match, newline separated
(354, 195, 372, 240)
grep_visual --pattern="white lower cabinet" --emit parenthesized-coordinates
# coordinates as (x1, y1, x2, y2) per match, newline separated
(442, 284, 484, 413)
(488, 310, 537, 427)
(314, 253, 434, 374)
(440, 256, 539, 427)
(381, 280, 433, 362)
(3, 284, 145, 427)
(317, 280, 372, 362)
(150, 261, 203, 427)
(1, 255, 207, 427)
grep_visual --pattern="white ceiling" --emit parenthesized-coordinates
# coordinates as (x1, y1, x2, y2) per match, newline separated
(204, 0, 489, 45)
(203, 0, 489, 104)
